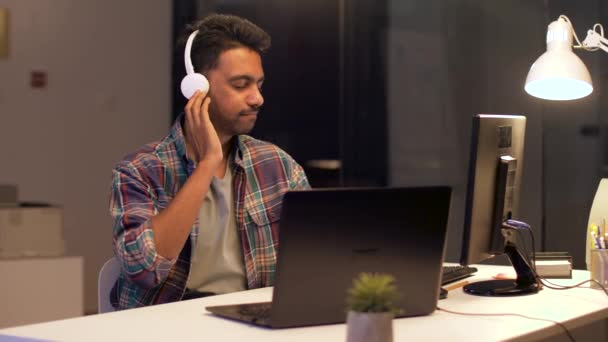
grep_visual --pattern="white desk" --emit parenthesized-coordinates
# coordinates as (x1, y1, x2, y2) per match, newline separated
(1, 265, 607, 342)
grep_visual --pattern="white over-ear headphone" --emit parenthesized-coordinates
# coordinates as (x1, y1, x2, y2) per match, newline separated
(180, 30, 210, 99)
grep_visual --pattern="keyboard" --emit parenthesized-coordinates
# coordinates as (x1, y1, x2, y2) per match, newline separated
(237, 302, 272, 321)
(441, 265, 477, 285)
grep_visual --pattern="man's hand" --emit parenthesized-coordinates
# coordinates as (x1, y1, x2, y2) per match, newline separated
(184, 90, 222, 166)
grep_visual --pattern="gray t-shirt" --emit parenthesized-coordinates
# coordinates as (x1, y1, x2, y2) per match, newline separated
(186, 162, 247, 294)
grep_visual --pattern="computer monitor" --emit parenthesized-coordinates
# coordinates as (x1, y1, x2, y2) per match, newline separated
(460, 114, 540, 296)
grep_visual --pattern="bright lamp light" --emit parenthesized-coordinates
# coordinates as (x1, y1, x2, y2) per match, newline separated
(525, 15, 608, 101)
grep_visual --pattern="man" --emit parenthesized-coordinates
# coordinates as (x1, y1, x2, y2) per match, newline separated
(109, 14, 310, 310)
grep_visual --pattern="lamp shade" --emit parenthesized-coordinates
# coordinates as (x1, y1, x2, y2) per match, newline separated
(525, 18, 593, 101)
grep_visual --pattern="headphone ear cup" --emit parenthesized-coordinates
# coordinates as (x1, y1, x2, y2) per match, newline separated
(181, 73, 210, 99)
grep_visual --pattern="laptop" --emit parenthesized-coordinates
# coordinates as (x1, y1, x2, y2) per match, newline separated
(206, 186, 452, 328)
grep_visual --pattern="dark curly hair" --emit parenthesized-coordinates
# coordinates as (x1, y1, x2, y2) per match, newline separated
(180, 14, 271, 73)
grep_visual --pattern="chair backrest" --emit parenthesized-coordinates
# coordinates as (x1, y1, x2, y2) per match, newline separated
(98, 257, 121, 313)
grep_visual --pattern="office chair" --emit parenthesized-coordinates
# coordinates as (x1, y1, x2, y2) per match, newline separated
(98, 257, 120, 313)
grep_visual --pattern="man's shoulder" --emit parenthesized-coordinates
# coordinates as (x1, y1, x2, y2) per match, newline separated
(114, 136, 178, 174)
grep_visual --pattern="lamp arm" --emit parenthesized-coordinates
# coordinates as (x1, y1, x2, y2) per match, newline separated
(597, 42, 608, 54)
(582, 28, 608, 52)
(560, 15, 607, 52)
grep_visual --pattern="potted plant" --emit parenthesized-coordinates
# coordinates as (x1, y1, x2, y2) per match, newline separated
(345, 272, 402, 342)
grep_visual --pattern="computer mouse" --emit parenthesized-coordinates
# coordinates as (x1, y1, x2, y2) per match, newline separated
(439, 287, 448, 300)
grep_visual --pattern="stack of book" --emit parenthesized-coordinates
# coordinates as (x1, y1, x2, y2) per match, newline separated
(533, 252, 572, 279)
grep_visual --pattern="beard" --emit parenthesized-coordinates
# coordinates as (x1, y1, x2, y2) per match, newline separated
(209, 106, 259, 137)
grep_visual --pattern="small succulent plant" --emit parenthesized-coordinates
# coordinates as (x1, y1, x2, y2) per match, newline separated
(346, 272, 402, 314)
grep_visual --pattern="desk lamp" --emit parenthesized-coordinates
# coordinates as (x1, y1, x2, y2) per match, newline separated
(525, 15, 607, 101)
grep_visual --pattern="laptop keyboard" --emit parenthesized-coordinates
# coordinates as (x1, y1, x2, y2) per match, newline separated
(441, 265, 477, 285)
(237, 302, 272, 320)
(228, 267, 476, 318)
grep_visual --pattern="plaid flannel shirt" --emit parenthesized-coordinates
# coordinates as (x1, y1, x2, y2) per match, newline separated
(109, 115, 310, 310)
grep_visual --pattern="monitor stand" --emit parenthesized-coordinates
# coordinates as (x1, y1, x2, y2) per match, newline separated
(464, 224, 541, 296)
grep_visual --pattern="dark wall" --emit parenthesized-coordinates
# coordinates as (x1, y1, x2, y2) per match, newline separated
(172, 0, 608, 268)
(172, 0, 388, 188)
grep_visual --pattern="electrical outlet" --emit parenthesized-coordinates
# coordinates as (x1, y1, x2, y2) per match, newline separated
(30, 71, 47, 89)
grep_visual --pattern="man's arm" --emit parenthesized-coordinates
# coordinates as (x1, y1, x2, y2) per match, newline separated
(110, 162, 172, 288)
(110, 163, 211, 288)
(152, 90, 222, 260)
(110, 91, 222, 289)
(150, 163, 215, 259)
(110, 157, 217, 288)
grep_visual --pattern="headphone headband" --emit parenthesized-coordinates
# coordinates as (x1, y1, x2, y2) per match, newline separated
(184, 30, 198, 75)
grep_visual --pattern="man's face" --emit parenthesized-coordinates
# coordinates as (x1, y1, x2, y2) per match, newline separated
(205, 47, 265, 139)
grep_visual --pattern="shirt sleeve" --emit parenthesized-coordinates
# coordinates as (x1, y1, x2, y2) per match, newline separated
(288, 158, 311, 190)
(109, 162, 176, 289)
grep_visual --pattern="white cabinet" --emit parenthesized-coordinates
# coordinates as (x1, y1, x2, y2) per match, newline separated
(0, 257, 83, 328)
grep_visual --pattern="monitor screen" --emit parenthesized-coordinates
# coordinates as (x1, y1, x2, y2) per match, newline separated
(459, 114, 540, 296)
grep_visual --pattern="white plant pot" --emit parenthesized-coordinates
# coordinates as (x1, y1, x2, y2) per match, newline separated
(345, 311, 394, 342)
